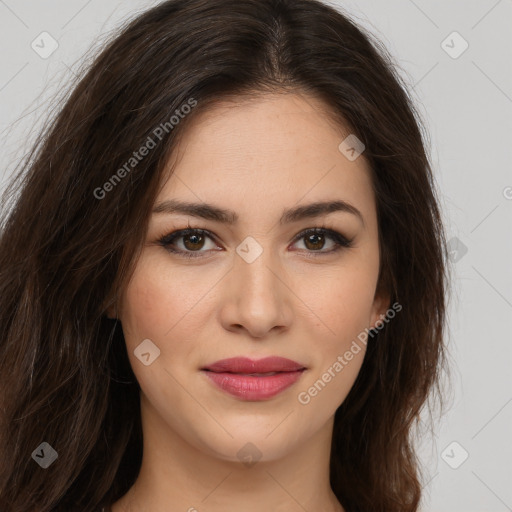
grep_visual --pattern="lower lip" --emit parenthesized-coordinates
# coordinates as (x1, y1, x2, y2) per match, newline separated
(202, 370, 305, 400)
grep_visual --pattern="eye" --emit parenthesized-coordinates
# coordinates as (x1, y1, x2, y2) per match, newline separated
(157, 227, 353, 259)
(290, 227, 353, 256)
(158, 228, 219, 259)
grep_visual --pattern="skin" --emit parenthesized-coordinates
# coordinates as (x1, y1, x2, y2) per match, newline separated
(110, 92, 389, 512)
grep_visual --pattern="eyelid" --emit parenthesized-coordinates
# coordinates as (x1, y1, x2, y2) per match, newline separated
(157, 225, 353, 259)
(289, 227, 353, 257)
(158, 227, 215, 246)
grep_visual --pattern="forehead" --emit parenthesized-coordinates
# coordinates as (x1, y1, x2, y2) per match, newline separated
(157, 92, 376, 223)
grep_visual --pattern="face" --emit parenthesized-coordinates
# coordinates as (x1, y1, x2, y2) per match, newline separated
(115, 92, 389, 464)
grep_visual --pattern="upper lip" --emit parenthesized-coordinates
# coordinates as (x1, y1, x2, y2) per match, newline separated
(201, 356, 306, 373)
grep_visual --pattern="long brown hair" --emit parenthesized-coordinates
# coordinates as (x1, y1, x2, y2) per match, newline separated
(0, 1, 449, 510)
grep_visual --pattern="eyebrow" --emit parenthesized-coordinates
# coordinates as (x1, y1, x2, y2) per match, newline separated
(152, 199, 364, 226)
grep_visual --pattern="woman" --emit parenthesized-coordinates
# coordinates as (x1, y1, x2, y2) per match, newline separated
(0, 0, 449, 510)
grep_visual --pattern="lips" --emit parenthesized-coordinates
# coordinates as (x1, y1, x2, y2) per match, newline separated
(201, 357, 306, 401)
(201, 356, 305, 374)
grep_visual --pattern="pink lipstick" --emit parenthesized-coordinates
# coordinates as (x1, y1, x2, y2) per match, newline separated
(201, 356, 306, 401)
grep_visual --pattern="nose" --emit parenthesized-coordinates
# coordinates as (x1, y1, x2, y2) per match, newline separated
(219, 246, 293, 339)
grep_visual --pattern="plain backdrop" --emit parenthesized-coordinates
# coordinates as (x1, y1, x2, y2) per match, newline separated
(0, 1, 511, 511)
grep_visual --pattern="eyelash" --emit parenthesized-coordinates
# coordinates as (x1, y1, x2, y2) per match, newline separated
(157, 225, 353, 260)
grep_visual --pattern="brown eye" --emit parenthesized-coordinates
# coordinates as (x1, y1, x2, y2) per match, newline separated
(291, 228, 352, 256)
(158, 227, 352, 260)
(303, 232, 326, 251)
(182, 232, 205, 251)
(158, 228, 218, 258)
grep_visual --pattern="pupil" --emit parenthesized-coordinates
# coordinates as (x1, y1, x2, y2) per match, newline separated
(184, 233, 204, 250)
(306, 233, 324, 250)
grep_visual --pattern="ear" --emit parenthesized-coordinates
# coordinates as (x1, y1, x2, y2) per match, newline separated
(369, 288, 391, 330)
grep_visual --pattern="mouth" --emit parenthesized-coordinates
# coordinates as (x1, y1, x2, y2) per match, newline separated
(200, 357, 307, 401)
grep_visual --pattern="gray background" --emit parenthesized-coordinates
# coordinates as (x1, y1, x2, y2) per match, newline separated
(1, 1, 511, 510)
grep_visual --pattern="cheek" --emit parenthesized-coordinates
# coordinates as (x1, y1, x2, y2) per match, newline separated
(295, 268, 372, 413)
(298, 261, 378, 341)
(120, 255, 209, 343)
(121, 270, 170, 343)
(119, 257, 208, 394)
(294, 255, 378, 409)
